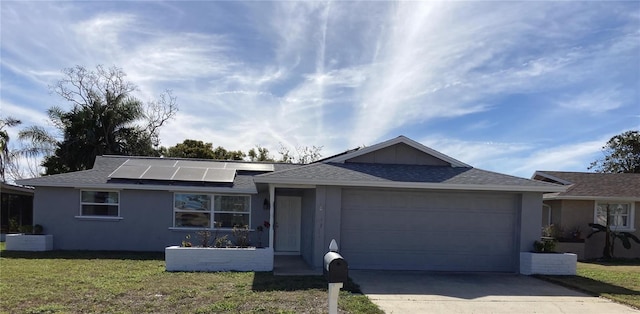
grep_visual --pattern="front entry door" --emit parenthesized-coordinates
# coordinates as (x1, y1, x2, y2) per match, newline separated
(275, 196, 301, 253)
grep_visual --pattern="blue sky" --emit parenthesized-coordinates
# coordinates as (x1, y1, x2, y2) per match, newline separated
(1, 1, 639, 179)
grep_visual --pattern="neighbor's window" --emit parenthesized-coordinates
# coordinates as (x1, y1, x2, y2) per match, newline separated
(80, 190, 119, 217)
(173, 193, 250, 228)
(595, 202, 635, 231)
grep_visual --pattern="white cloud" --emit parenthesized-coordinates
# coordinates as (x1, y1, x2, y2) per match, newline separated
(557, 88, 624, 113)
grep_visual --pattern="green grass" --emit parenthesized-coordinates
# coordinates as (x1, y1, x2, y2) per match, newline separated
(0, 250, 382, 314)
(538, 260, 640, 309)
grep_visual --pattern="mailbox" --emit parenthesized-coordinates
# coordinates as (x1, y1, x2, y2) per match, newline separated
(323, 251, 348, 283)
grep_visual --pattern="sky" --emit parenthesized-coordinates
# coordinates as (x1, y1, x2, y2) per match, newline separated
(1, 1, 639, 180)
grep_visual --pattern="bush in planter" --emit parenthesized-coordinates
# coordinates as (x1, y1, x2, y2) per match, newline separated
(533, 238, 557, 253)
(33, 224, 44, 235)
(232, 225, 250, 247)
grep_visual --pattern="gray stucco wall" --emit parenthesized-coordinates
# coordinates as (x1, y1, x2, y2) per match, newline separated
(312, 186, 342, 268)
(34, 187, 268, 251)
(300, 189, 316, 265)
(519, 192, 544, 254)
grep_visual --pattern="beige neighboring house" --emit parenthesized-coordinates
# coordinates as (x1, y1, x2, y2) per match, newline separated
(532, 171, 640, 260)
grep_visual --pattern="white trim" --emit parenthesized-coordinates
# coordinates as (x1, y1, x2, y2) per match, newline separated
(253, 177, 566, 193)
(79, 190, 120, 218)
(74, 216, 123, 221)
(323, 136, 471, 167)
(172, 193, 251, 229)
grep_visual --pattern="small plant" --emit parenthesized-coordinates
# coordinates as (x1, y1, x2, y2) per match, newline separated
(214, 235, 232, 248)
(182, 234, 192, 247)
(196, 230, 213, 247)
(33, 224, 44, 235)
(570, 226, 582, 240)
(18, 225, 33, 234)
(541, 224, 564, 239)
(8, 217, 19, 233)
(233, 225, 250, 247)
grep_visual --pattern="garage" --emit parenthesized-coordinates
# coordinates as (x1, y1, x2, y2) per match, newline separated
(340, 188, 518, 272)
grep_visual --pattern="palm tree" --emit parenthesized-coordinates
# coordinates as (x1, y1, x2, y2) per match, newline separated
(0, 117, 22, 181)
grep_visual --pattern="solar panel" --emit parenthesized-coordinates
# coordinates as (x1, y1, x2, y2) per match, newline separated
(124, 158, 177, 167)
(108, 164, 148, 179)
(173, 167, 207, 181)
(225, 163, 274, 172)
(140, 166, 179, 180)
(203, 168, 236, 183)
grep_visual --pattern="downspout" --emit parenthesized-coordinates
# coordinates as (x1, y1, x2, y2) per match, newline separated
(268, 184, 275, 249)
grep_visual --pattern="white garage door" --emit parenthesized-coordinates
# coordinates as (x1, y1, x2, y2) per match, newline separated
(340, 189, 517, 272)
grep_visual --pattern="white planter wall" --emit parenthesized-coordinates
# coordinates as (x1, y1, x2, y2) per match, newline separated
(5, 234, 53, 251)
(165, 246, 274, 272)
(520, 252, 577, 275)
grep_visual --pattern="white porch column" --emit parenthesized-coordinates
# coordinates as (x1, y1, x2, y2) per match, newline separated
(268, 184, 275, 248)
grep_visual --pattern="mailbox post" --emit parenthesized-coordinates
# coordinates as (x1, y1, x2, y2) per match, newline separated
(324, 239, 348, 314)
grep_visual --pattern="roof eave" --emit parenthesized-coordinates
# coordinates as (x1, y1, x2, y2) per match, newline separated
(254, 177, 566, 193)
(12, 182, 257, 194)
(531, 171, 573, 185)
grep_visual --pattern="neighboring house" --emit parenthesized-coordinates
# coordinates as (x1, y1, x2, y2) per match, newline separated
(16, 136, 564, 272)
(1, 182, 34, 235)
(532, 171, 640, 259)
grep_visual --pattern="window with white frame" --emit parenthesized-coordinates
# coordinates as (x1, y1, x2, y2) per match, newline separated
(595, 202, 635, 231)
(174, 193, 250, 228)
(80, 190, 120, 217)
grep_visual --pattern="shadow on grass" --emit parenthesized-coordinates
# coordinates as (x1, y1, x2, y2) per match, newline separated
(536, 274, 640, 297)
(0, 250, 164, 260)
(251, 272, 363, 293)
(582, 258, 640, 266)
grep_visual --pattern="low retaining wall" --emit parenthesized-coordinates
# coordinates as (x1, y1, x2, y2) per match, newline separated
(5, 234, 53, 251)
(520, 252, 577, 275)
(165, 246, 274, 272)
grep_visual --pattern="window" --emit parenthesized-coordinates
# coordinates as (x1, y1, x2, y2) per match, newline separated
(595, 202, 635, 231)
(80, 190, 119, 217)
(173, 193, 250, 229)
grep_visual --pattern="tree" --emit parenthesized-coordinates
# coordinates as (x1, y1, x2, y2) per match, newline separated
(162, 140, 245, 160)
(0, 116, 21, 181)
(247, 145, 274, 162)
(162, 140, 217, 159)
(19, 65, 177, 175)
(277, 143, 323, 163)
(589, 130, 640, 173)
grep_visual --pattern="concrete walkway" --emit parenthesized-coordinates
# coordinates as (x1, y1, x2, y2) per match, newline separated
(350, 270, 639, 314)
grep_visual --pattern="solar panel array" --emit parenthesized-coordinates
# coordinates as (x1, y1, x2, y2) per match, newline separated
(108, 159, 273, 183)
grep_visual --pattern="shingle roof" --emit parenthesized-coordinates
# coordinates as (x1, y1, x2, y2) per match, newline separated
(534, 171, 640, 199)
(15, 156, 295, 193)
(256, 162, 563, 192)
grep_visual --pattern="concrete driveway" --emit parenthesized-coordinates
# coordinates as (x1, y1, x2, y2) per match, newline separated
(350, 270, 638, 314)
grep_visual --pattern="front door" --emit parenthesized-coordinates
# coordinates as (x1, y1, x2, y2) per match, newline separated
(275, 196, 301, 253)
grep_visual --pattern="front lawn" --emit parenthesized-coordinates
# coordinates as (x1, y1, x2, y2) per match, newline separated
(0, 250, 382, 313)
(538, 260, 640, 309)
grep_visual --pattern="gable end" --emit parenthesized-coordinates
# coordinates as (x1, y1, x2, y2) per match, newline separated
(345, 143, 451, 166)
